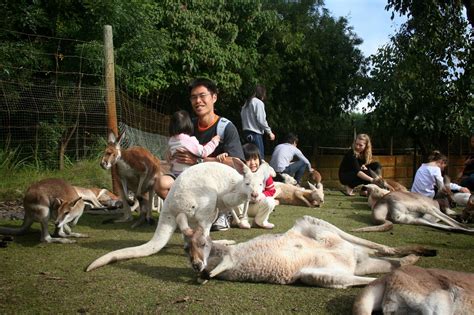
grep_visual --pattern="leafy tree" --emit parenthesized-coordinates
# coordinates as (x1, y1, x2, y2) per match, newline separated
(256, 1, 368, 144)
(1, 0, 369, 157)
(367, 1, 473, 155)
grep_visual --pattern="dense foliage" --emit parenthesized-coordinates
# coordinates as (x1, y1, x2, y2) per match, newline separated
(0, 0, 366, 141)
(367, 0, 473, 155)
(0, 0, 472, 157)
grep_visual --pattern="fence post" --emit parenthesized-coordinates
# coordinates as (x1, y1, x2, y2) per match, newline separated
(103, 25, 120, 194)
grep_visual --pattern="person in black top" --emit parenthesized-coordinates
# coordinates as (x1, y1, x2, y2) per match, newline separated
(338, 133, 381, 196)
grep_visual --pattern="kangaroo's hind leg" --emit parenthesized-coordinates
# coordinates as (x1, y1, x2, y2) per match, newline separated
(296, 267, 376, 288)
(354, 254, 419, 275)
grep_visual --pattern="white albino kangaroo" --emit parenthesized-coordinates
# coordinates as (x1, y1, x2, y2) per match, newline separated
(0, 178, 87, 243)
(86, 158, 271, 272)
(183, 216, 436, 287)
(101, 131, 162, 227)
(353, 265, 474, 315)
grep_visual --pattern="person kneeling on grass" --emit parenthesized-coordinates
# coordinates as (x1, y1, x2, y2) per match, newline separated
(338, 133, 381, 196)
(232, 143, 278, 229)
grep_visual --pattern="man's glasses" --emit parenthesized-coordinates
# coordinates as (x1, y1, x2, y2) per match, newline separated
(189, 93, 211, 102)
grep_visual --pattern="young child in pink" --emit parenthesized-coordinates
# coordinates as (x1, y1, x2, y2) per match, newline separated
(168, 110, 220, 177)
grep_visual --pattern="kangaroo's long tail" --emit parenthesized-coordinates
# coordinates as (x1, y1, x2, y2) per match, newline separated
(85, 214, 177, 272)
(352, 220, 393, 233)
(0, 216, 33, 236)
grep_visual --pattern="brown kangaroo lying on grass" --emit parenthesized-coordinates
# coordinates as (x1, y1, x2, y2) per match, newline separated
(73, 186, 124, 211)
(183, 216, 436, 287)
(273, 181, 324, 207)
(353, 265, 474, 315)
(0, 178, 87, 243)
(354, 190, 474, 234)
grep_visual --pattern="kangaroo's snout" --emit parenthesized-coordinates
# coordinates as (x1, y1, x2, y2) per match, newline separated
(100, 160, 110, 170)
(192, 261, 205, 272)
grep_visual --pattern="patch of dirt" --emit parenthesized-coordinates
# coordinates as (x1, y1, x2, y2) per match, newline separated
(0, 199, 24, 220)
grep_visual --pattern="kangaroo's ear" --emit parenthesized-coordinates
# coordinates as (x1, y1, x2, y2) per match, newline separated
(257, 162, 275, 179)
(107, 131, 116, 144)
(71, 197, 82, 207)
(52, 198, 63, 210)
(308, 182, 316, 190)
(116, 130, 125, 144)
(231, 158, 247, 175)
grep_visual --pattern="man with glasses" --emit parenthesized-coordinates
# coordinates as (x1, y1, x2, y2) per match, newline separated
(156, 78, 244, 231)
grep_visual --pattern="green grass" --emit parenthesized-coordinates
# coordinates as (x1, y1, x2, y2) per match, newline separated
(0, 161, 473, 314)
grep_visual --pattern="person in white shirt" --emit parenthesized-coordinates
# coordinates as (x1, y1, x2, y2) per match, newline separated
(269, 133, 314, 185)
(411, 150, 470, 197)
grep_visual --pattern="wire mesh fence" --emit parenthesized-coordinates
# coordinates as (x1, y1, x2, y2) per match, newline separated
(0, 29, 171, 169)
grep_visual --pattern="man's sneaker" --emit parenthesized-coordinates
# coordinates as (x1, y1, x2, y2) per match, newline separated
(211, 213, 230, 231)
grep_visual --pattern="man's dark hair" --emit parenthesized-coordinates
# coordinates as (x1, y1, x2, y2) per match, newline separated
(284, 133, 299, 145)
(169, 110, 194, 136)
(188, 78, 218, 95)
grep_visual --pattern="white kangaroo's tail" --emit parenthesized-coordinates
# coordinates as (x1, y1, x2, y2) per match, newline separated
(85, 214, 177, 271)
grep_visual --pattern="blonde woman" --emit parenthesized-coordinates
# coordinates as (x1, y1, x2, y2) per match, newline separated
(338, 134, 381, 196)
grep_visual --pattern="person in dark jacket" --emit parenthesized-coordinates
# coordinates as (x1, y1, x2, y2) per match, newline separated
(338, 133, 381, 196)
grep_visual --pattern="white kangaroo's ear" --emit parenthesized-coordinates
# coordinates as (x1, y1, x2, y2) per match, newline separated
(308, 182, 316, 190)
(258, 162, 275, 178)
(232, 158, 248, 175)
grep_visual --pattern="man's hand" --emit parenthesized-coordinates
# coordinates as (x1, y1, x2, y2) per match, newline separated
(459, 187, 470, 193)
(216, 152, 228, 163)
(174, 147, 198, 165)
(268, 132, 275, 141)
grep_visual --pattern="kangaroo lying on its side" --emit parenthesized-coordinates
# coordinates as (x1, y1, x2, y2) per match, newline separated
(0, 178, 87, 243)
(353, 265, 474, 315)
(355, 177, 474, 234)
(183, 216, 436, 287)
